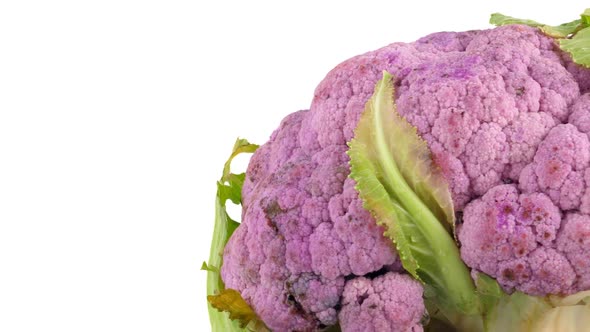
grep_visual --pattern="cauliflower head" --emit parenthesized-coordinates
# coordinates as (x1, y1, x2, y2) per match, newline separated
(220, 25, 590, 331)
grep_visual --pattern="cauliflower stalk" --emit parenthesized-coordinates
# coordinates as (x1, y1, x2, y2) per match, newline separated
(206, 9, 590, 332)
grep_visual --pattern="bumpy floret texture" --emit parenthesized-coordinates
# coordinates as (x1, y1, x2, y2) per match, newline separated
(459, 184, 575, 295)
(338, 273, 424, 332)
(459, 123, 590, 295)
(221, 25, 590, 331)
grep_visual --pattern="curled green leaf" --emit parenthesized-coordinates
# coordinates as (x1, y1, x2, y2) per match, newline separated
(206, 138, 266, 332)
(347, 71, 478, 315)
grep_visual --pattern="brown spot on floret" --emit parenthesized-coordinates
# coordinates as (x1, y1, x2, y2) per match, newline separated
(543, 232, 551, 239)
(263, 200, 284, 219)
(265, 218, 278, 233)
(515, 87, 525, 96)
(503, 205, 513, 214)
(548, 162, 560, 174)
(521, 209, 531, 220)
(535, 215, 543, 222)
(518, 248, 525, 255)
(262, 200, 283, 233)
(335, 165, 348, 176)
(286, 294, 306, 315)
(480, 244, 492, 251)
(502, 269, 515, 281)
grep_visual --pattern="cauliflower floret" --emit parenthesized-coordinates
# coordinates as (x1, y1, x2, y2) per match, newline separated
(338, 273, 424, 332)
(458, 184, 577, 295)
(503, 112, 556, 180)
(519, 124, 590, 210)
(556, 214, 590, 291)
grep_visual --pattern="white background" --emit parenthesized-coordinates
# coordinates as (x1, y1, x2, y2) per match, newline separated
(0, 1, 582, 331)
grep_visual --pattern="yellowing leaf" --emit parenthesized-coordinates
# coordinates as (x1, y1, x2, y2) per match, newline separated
(208, 289, 262, 329)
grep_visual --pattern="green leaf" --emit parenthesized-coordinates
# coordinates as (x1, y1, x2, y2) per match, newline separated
(472, 272, 590, 332)
(473, 286, 590, 332)
(473, 273, 503, 314)
(347, 71, 479, 315)
(582, 9, 590, 25)
(201, 261, 219, 273)
(222, 139, 259, 183)
(470, 272, 550, 332)
(483, 291, 552, 332)
(541, 20, 582, 38)
(206, 138, 266, 332)
(218, 173, 246, 206)
(473, 274, 590, 332)
(489, 13, 544, 27)
(560, 27, 590, 67)
(490, 13, 582, 38)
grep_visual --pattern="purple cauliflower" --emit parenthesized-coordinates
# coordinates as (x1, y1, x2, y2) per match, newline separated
(220, 25, 590, 331)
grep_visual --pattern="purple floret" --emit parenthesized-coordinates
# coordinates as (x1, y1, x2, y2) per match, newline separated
(458, 184, 576, 295)
(338, 272, 424, 332)
(557, 214, 590, 291)
(519, 124, 590, 210)
(221, 24, 590, 330)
